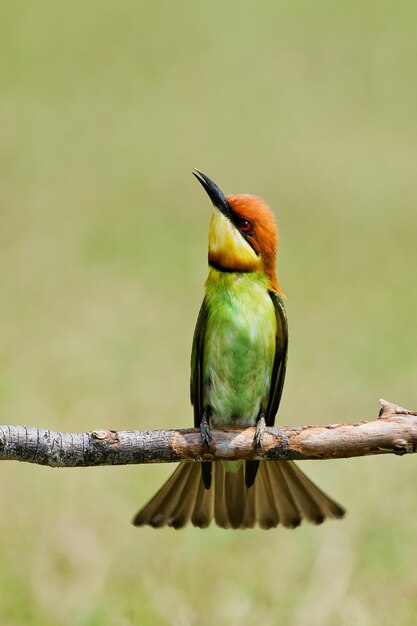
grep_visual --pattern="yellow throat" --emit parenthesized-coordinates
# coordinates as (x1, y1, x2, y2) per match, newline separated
(208, 209, 262, 273)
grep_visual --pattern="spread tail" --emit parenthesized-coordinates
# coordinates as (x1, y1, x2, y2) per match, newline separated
(133, 461, 345, 529)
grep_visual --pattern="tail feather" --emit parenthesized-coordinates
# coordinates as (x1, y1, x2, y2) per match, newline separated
(240, 478, 256, 529)
(266, 462, 301, 528)
(191, 475, 213, 528)
(224, 463, 246, 529)
(255, 462, 280, 529)
(283, 461, 345, 520)
(167, 463, 201, 528)
(133, 463, 196, 528)
(279, 461, 327, 524)
(133, 460, 345, 529)
(279, 461, 344, 524)
(153, 463, 194, 527)
(214, 462, 231, 528)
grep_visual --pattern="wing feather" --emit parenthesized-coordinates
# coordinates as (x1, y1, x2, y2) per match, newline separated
(265, 291, 288, 426)
(190, 299, 208, 427)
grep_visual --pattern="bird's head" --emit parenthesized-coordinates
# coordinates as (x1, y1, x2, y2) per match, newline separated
(193, 169, 282, 294)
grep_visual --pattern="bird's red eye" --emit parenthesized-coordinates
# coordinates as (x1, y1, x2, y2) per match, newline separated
(240, 220, 252, 233)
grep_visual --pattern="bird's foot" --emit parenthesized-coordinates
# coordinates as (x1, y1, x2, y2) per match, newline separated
(253, 415, 266, 449)
(200, 411, 212, 448)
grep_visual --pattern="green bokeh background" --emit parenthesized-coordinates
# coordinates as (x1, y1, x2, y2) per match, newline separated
(1, 1, 417, 624)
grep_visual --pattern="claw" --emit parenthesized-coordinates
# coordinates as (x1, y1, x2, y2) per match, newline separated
(200, 410, 212, 447)
(253, 415, 266, 449)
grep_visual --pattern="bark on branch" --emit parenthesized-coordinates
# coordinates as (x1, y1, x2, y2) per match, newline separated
(0, 400, 416, 469)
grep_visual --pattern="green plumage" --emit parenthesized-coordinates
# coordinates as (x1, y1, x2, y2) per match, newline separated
(204, 270, 276, 427)
(190, 267, 288, 486)
(191, 268, 288, 431)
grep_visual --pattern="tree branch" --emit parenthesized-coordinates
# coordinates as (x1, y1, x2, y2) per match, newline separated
(0, 400, 416, 469)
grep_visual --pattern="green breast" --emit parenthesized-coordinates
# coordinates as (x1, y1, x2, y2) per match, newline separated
(203, 269, 277, 428)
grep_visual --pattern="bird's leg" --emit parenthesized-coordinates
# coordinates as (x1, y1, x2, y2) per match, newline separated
(200, 406, 212, 448)
(200, 407, 213, 489)
(253, 408, 266, 449)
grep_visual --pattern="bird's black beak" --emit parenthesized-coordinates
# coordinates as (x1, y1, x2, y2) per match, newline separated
(193, 169, 232, 219)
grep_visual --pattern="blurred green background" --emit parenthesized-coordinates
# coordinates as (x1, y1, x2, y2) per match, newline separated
(1, 1, 417, 624)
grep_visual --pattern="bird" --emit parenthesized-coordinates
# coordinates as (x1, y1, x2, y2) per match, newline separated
(133, 169, 345, 529)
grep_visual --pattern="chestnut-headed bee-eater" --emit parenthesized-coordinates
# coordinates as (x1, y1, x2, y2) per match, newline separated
(133, 170, 345, 529)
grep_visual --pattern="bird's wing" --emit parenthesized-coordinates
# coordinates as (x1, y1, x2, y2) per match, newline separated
(265, 291, 288, 427)
(190, 299, 209, 427)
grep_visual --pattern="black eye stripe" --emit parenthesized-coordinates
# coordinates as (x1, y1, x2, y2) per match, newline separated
(224, 202, 258, 254)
